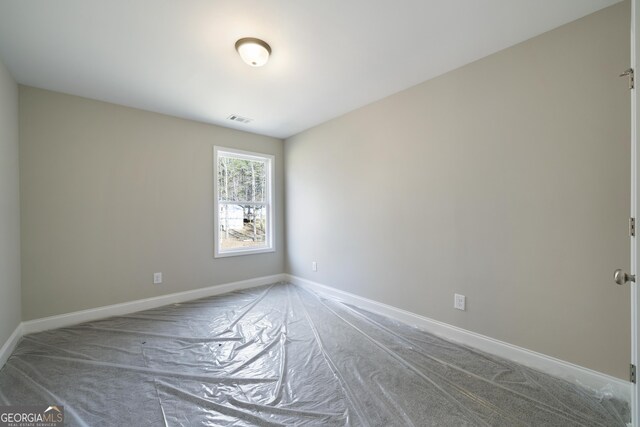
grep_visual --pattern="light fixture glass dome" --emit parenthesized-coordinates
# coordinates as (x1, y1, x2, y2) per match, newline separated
(235, 38, 271, 67)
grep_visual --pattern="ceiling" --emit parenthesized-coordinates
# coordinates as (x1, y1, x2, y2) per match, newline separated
(0, 0, 622, 139)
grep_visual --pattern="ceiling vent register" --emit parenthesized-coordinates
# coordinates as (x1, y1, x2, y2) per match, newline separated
(227, 114, 253, 124)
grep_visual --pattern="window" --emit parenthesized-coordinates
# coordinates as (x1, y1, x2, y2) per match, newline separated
(214, 146, 274, 257)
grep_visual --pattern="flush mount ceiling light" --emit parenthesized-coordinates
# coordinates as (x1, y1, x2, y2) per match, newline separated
(235, 37, 271, 67)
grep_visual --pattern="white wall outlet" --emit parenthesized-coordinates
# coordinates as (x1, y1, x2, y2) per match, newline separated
(153, 272, 163, 284)
(454, 294, 466, 311)
(312, 261, 317, 272)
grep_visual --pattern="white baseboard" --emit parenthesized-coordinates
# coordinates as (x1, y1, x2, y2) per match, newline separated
(286, 274, 632, 404)
(6, 272, 632, 404)
(0, 323, 23, 369)
(21, 274, 286, 335)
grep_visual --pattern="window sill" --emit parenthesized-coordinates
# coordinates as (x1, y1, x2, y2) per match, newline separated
(214, 247, 276, 258)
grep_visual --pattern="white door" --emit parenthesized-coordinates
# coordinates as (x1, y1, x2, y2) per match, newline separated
(632, 0, 639, 425)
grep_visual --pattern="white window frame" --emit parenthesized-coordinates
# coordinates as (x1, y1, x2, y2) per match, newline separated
(213, 146, 275, 258)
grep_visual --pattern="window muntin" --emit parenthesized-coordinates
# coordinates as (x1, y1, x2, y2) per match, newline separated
(214, 147, 274, 257)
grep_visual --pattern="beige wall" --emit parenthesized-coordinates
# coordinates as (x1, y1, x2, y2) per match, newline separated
(285, 2, 631, 379)
(0, 57, 21, 345)
(19, 87, 284, 320)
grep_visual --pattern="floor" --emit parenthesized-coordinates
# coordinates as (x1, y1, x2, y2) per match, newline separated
(0, 283, 630, 426)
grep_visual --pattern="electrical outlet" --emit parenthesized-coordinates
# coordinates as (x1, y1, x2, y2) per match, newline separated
(153, 272, 163, 284)
(454, 294, 465, 311)
(312, 261, 317, 272)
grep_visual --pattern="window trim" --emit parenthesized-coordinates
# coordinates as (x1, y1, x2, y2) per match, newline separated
(213, 146, 275, 258)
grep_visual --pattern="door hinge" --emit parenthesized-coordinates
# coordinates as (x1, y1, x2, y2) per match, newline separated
(620, 68, 634, 89)
(630, 218, 636, 237)
(631, 364, 636, 383)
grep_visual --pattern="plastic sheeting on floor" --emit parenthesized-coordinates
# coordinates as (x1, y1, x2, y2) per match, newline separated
(0, 283, 630, 426)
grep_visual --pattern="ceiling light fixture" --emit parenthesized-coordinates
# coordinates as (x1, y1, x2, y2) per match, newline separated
(235, 37, 271, 67)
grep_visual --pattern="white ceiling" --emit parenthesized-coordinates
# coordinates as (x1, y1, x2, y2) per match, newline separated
(0, 0, 622, 138)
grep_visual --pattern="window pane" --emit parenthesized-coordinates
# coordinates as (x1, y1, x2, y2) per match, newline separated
(219, 204, 267, 251)
(218, 156, 266, 202)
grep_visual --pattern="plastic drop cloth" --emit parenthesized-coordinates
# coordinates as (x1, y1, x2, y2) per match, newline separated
(0, 282, 630, 426)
